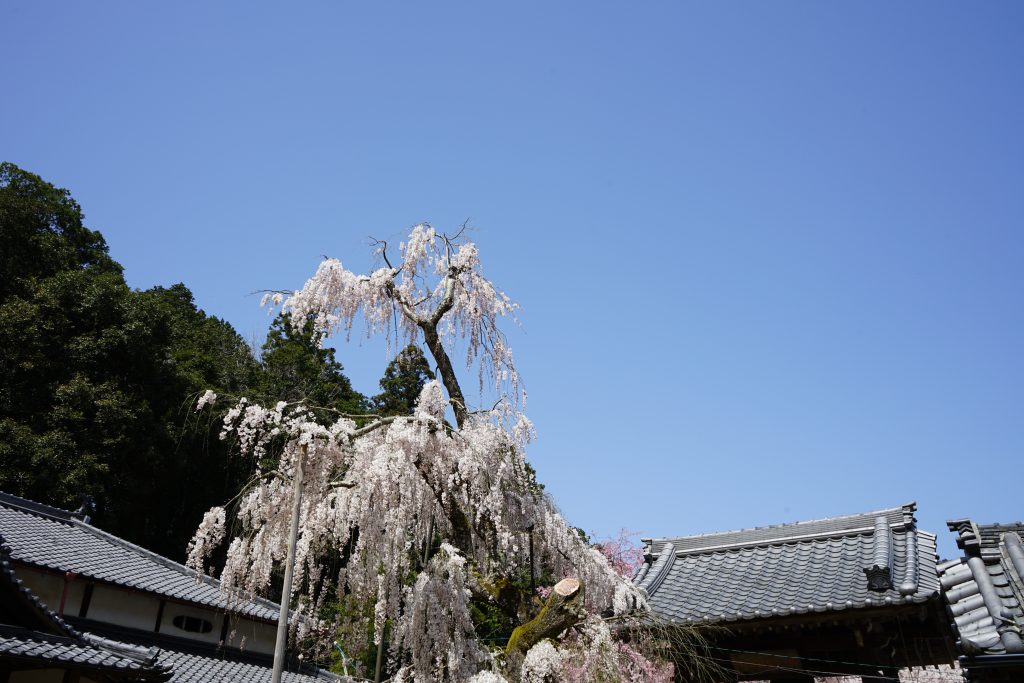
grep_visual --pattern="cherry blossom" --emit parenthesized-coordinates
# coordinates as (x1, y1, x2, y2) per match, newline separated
(189, 225, 647, 681)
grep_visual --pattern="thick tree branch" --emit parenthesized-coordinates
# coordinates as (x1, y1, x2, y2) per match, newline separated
(420, 323, 468, 428)
(428, 265, 461, 326)
(504, 578, 586, 679)
(384, 278, 423, 325)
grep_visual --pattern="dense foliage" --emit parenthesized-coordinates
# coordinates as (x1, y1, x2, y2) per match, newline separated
(259, 313, 368, 416)
(372, 344, 435, 417)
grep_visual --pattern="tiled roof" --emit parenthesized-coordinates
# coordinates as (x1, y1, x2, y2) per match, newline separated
(157, 648, 344, 682)
(635, 503, 941, 624)
(63, 616, 347, 683)
(0, 626, 168, 677)
(940, 519, 1024, 657)
(1, 535, 172, 681)
(2, 522, 342, 683)
(0, 491, 279, 621)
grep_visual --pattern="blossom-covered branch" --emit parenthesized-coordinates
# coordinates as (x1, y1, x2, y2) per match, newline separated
(190, 225, 647, 682)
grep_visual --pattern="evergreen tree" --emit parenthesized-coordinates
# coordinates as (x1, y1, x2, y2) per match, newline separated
(0, 164, 264, 557)
(0, 162, 119, 300)
(0, 163, 176, 542)
(259, 313, 367, 415)
(372, 344, 435, 416)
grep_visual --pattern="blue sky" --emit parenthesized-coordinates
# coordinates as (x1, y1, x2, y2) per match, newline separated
(3, 2, 1022, 558)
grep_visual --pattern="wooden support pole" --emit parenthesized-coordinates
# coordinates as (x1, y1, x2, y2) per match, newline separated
(271, 443, 307, 683)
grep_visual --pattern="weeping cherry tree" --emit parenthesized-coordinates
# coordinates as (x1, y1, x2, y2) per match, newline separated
(188, 225, 661, 682)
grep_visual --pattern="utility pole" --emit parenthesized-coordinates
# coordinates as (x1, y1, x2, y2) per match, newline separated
(271, 443, 307, 683)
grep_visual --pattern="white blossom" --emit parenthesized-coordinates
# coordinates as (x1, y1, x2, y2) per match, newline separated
(188, 226, 645, 682)
(279, 224, 521, 401)
(522, 640, 564, 683)
(195, 390, 217, 411)
(186, 506, 225, 572)
(466, 672, 508, 683)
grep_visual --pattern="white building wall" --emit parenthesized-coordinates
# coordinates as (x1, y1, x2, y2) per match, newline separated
(16, 567, 88, 617)
(156, 600, 277, 655)
(223, 615, 277, 655)
(13, 564, 278, 656)
(159, 600, 223, 646)
(85, 584, 161, 631)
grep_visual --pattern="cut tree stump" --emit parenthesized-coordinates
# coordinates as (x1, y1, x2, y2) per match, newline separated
(504, 577, 585, 679)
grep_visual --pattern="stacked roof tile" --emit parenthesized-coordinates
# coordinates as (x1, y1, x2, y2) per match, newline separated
(0, 491, 345, 682)
(940, 519, 1024, 658)
(156, 649, 344, 683)
(0, 491, 279, 621)
(0, 627, 166, 677)
(0, 535, 172, 681)
(635, 503, 941, 624)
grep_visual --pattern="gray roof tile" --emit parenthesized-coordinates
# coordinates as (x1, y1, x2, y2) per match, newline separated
(0, 628, 160, 675)
(0, 491, 279, 621)
(1, 534, 172, 681)
(940, 520, 1024, 657)
(156, 648, 343, 682)
(635, 503, 940, 624)
(0, 505, 346, 683)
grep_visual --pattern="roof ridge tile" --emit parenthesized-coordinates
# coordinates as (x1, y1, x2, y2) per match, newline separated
(645, 503, 917, 556)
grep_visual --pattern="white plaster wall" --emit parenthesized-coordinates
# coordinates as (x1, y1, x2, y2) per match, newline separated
(15, 567, 88, 617)
(224, 616, 277, 655)
(84, 584, 161, 631)
(13, 567, 277, 657)
(158, 601, 224, 646)
(157, 603, 276, 654)
(16, 568, 62, 606)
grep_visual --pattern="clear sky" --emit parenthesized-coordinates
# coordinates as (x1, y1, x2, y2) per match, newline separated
(3, 2, 1022, 559)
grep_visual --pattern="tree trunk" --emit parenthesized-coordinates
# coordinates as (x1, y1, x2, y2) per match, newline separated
(412, 284, 589, 680)
(418, 319, 476, 554)
(420, 324, 468, 428)
(504, 578, 586, 678)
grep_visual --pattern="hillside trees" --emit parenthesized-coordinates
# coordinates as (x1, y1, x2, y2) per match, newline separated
(0, 195, 257, 555)
(0, 162, 119, 300)
(0, 163, 185, 549)
(259, 313, 367, 416)
(189, 226, 657, 682)
(0, 163, 371, 559)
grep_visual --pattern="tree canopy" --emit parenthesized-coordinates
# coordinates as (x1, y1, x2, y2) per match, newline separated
(259, 313, 367, 416)
(0, 165, 681, 681)
(189, 226, 667, 682)
(372, 344, 435, 417)
(0, 163, 368, 559)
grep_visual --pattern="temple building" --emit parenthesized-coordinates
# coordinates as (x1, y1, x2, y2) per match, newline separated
(634, 503, 957, 682)
(939, 518, 1024, 682)
(0, 491, 346, 683)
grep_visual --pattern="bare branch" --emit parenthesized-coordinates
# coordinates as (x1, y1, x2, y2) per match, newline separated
(447, 219, 470, 244)
(370, 237, 396, 271)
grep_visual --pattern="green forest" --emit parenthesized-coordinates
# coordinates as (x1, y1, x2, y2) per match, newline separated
(0, 162, 435, 560)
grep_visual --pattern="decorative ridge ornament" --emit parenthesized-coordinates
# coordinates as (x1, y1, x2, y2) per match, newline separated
(637, 542, 676, 596)
(864, 516, 894, 592)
